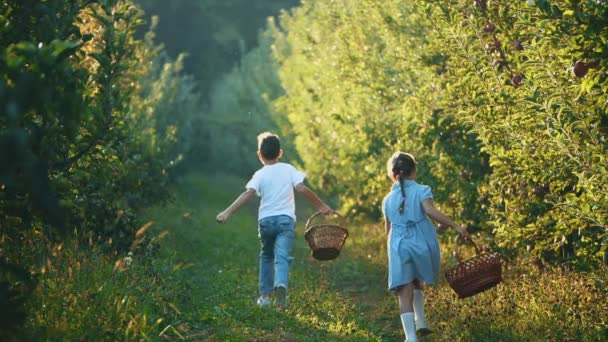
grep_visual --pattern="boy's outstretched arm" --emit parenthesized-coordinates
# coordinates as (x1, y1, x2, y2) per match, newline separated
(295, 183, 334, 215)
(216, 189, 256, 223)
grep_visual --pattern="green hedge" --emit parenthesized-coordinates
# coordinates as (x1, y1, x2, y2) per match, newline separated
(0, 1, 199, 334)
(268, 0, 607, 268)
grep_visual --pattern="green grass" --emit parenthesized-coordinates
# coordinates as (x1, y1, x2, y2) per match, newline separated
(24, 173, 608, 341)
(141, 173, 608, 341)
(141, 173, 389, 341)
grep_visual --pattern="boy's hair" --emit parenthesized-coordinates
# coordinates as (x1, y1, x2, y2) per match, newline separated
(257, 132, 281, 160)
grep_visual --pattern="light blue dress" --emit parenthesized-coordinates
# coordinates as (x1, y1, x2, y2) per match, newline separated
(383, 180, 441, 291)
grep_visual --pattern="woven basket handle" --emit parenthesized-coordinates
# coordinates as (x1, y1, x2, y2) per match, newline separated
(305, 211, 342, 230)
(465, 236, 481, 254)
(454, 236, 481, 262)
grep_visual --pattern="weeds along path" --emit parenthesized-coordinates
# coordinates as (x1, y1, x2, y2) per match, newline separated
(144, 174, 401, 341)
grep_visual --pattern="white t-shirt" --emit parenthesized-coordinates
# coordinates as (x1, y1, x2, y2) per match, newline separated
(245, 162, 306, 221)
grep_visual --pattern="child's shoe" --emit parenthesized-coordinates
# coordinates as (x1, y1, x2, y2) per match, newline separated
(274, 286, 287, 308)
(413, 289, 431, 337)
(416, 328, 433, 337)
(256, 296, 271, 307)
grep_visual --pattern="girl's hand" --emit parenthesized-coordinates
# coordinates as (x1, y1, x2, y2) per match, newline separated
(216, 211, 230, 224)
(455, 225, 470, 239)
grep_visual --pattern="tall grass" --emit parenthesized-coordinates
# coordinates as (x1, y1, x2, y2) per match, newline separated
(23, 232, 190, 340)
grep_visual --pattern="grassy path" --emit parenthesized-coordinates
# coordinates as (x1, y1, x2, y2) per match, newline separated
(144, 174, 399, 341)
(143, 174, 607, 341)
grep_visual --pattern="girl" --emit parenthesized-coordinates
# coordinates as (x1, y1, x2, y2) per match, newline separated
(383, 152, 469, 342)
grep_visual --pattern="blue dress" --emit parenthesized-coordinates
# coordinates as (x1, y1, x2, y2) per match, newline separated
(383, 180, 441, 290)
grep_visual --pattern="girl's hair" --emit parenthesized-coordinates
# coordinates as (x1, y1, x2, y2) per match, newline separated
(387, 152, 417, 214)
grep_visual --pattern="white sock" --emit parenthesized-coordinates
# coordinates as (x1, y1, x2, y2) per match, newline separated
(413, 289, 428, 330)
(400, 312, 417, 342)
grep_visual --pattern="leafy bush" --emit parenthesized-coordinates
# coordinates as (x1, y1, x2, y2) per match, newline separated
(0, 0, 199, 333)
(135, 0, 300, 97)
(269, 1, 489, 230)
(0, 0, 199, 250)
(419, 0, 608, 268)
(268, 0, 607, 268)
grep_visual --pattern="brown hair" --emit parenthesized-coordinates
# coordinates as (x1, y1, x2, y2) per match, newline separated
(257, 132, 281, 160)
(387, 152, 417, 214)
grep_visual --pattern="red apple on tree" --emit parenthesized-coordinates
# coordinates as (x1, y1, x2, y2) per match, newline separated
(475, 0, 487, 10)
(512, 74, 523, 87)
(573, 60, 589, 78)
(483, 23, 496, 33)
(533, 182, 550, 197)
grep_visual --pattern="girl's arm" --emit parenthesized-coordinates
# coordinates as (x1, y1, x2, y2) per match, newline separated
(422, 199, 469, 238)
(294, 183, 334, 214)
(216, 189, 256, 223)
(385, 218, 391, 234)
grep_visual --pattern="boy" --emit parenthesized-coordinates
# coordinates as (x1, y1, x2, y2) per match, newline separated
(216, 132, 333, 308)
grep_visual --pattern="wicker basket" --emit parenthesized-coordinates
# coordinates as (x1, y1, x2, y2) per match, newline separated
(444, 238, 503, 299)
(304, 211, 349, 261)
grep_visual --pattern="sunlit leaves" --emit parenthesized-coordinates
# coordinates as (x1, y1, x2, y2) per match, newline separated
(269, 0, 607, 268)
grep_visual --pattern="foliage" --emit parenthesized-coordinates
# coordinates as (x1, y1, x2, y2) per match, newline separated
(202, 27, 296, 175)
(135, 0, 300, 97)
(269, 0, 608, 268)
(18, 229, 189, 340)
(270, 0, 490, 229)
(132, 44, 203, 177)
(0, 0, 198, 333)
(0, 0, 90, 229)
(134, 0, 302, 172)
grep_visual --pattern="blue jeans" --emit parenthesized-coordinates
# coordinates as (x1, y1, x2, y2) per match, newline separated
(258, 215, 295, 295)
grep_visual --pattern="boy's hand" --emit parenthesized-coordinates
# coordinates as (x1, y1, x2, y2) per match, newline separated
(216, 211, 230, 224)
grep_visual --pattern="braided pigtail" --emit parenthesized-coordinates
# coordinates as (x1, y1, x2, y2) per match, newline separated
(398, 173, 406, 214)
(387, 152, 417, 215)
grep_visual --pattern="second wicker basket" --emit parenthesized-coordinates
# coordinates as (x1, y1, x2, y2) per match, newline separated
(304, 211, 349, 261)
(444, 237, 503, 299)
